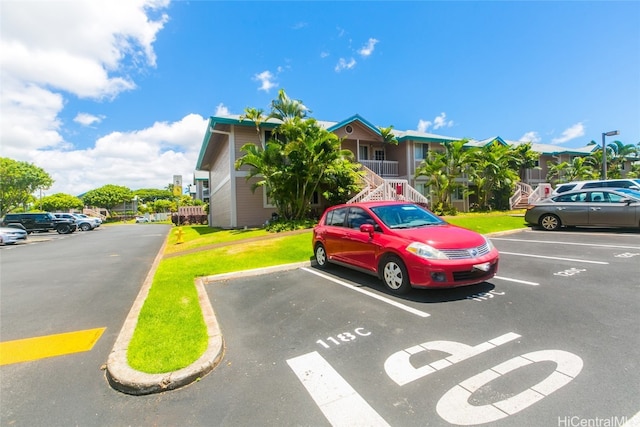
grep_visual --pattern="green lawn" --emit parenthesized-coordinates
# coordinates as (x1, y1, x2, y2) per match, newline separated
(127, 212, 528, 373)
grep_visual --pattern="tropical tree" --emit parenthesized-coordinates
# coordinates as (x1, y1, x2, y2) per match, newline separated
(546, 157, 599, 184)
(0, 157, 54, 216)
(236, 91, 359, 220)
(133, 188, 174, 203)
(468, 142, 520, 210)
(510, 143, 541, 181)
(379, 126, 398, 145)
(82, 184, 133, 212)
(605, 140, 638, 179)
(268, 89, 309, 123)
(39, 193, 84, 212)
(415, 139, 476, 213)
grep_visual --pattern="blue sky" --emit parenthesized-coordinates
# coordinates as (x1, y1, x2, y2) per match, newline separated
(1, 1, 639, 196)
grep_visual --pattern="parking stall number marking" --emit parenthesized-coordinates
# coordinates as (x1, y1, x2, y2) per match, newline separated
(288, 332, 583, 426)
(615, 252, 640, 258)
(554, 268, 587, 277)
(316, 328, 371, 349)
(466, 289, 505, 302)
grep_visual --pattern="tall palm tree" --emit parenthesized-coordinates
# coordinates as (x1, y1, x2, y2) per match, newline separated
(268, 89, 310, 123)
(240, 107, 266, 145)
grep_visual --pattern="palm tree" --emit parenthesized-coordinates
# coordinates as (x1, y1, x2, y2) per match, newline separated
(268, 89, 310, 123)
(414, 139, 476, 213)
(468, 142, 519, 210)
(240, 107, 266, 145)
(379, 126, 398, 145)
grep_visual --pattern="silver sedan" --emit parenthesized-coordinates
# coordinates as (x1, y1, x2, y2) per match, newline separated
(524, 187, 640, 231)
(0, 226, 28, 245)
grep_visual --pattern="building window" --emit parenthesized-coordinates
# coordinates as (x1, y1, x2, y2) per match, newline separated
(359, 146, 368, 161)
(263, 187, 276, 208)
(374, 149, 385, 161)
(414, 144, 429, 160)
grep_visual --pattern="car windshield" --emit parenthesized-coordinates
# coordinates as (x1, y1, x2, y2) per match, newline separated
(370, 204, 445, 229)
(617, 188, 640, 200)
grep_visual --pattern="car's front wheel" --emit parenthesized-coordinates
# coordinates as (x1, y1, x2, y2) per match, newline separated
(80, 223, 92, 231)
(381, 255, 411, 294)
(56, 224, 72, 234)
(540, 214, 561, 231)
(314, 243, 328, 269)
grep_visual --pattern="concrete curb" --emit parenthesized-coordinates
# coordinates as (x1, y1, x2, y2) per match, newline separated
(105, 239, 310, 395)
(106, 239, 225, 395)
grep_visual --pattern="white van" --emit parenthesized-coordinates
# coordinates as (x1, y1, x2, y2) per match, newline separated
(552, 178, 640, 196)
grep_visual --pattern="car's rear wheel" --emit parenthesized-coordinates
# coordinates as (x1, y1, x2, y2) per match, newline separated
(314, 243, 328, 269)
(381, 255, 411, 294)
(540, 214, 561, 231)
(80, 223, 92, 231)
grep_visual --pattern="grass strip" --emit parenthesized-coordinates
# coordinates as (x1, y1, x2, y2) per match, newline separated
(127, 232, 312, 373)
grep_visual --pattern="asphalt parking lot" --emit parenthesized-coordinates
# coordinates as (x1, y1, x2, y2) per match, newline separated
(205, 228, 639, 426)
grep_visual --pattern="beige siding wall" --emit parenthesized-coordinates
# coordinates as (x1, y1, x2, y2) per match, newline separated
(210, 179, 232, 227)
(235, 176, 276, 227)
(233, 126, 262, 172)
(209, 136, 232, 227)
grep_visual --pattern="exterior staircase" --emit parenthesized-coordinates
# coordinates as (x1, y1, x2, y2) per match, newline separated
(509, 182, 553, 209)
(347, 165, 430, 206)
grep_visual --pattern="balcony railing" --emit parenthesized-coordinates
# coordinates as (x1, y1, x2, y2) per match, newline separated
(359, 160, 398, 177)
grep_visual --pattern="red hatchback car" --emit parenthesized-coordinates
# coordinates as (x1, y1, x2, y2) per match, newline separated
(312, 201, 499, 294)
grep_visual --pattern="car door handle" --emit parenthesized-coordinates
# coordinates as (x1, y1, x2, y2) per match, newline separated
(590, 207, 601, 211)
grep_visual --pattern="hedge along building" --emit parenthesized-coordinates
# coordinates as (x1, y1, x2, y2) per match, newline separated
(195, 114, 612, 228)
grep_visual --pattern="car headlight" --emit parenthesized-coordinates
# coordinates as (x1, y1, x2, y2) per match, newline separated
(484, 236, 495, 251)
(406, 242, 449, 260)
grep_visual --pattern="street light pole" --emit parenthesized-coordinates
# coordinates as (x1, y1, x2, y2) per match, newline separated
(601, 130, 620, 180)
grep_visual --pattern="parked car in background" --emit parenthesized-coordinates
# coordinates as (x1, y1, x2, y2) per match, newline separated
(1, 213, 76, 234)
(135, 216, 150, 223)
(53, 213, 96, 231)
(525, 188, 640, 231)
(74, 213, 102, 227)
(312, 201, 499, 294)
(552, 178, 640, 196)
(0, 226, 28, 245)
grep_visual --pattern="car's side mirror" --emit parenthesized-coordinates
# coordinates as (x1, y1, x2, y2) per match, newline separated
(621, 198, 633, 205)
(360, 223, 375, 237)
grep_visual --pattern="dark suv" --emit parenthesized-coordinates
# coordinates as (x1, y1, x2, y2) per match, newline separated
(1, 212, 77, 234)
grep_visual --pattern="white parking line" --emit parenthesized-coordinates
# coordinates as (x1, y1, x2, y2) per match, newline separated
(499, 252, 609, 265)
(301, 267, 430, 318)
(287, 351, 391, 427)
(493, 237, 640, 250)
(494, 276, 540, 286)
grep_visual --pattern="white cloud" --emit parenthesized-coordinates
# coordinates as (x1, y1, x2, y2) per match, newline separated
(417, 119, 431, 133)
(253, 70, 277, 92)
(335, 57, 356, 72)
(433, 113, 453, 130)
(0, 0, 202, 197)
(519, 131, 542, 143)
(74, 113, 104, 127)
(34, 114, 209, 196)
(0, 0, 168, 100)
(214, 103, 231, 116)
(358, 38, 379, 57)
(418, 113, 453, 132)
(320, 51, 330, 59)
(552, 122, 585, 144)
